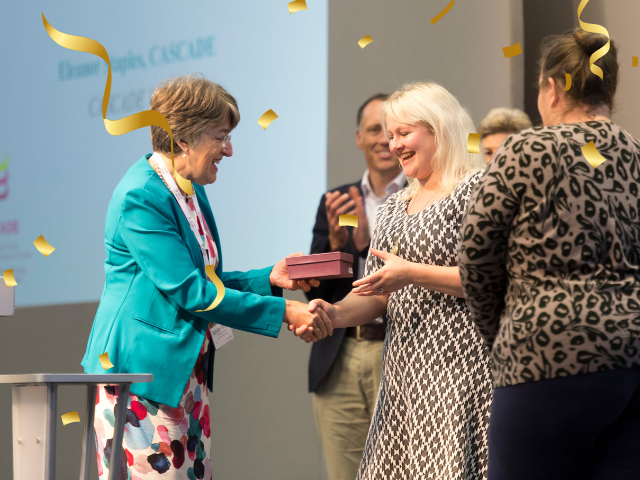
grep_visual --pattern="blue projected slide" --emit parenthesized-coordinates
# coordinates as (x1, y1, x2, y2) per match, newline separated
(0, 2, 328, 306)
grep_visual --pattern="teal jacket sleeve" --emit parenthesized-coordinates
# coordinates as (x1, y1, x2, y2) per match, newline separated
(220, 267, 281, 297)
(120, 187, 284, 337)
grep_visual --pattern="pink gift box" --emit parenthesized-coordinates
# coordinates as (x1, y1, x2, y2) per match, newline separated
(286, 252, 354, 280)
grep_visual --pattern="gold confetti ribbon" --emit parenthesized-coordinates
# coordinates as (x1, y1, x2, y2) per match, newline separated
(633, 57, 638, 67)
(258, 109, 279, 130)
(502, 42, 522, 58)
(2, 269, 16, 288)
(577, 0, 610, 81)
(581, 141, 607, 168)
(467, 133, 481, 154)
(564, 73, 572, 91)
(41, 14, 193, 195)
(358, 35, 373, 49)
(99, 352, 114, 370)
(288, 0, 307, 14)
(33, 235, 55, 257)
(61, 412, 80, 426)
(431, 0, 455, 25)
(339, 214, 358, 228)
(195, 265, 226, 312)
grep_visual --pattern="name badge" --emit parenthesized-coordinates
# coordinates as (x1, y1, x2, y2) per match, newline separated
(210, 323, 235, 350)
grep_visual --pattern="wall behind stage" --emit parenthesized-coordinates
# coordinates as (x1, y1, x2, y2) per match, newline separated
(0, 0, 327, 307)
(326, 0, 524, 190)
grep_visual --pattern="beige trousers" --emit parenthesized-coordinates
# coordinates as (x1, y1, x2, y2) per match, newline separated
(313, 337, 384, 480)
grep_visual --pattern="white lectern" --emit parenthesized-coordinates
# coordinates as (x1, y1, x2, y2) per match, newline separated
(0, 373, 153, 480)
(0, 276, 15, 316)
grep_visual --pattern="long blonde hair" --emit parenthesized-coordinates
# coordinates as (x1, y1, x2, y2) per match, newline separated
(381, 82, 485, 200)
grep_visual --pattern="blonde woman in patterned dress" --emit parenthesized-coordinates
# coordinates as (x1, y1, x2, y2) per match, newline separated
(307, 82, 493, 479)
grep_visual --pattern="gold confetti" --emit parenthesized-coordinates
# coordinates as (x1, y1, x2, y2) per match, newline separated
(288, 0, 307, 14)
(99, 352, 114, 370)
(633, 57, 638, 67)
(42, 14, 193, 195)
(564, 73, 572, 91)
(61, 412, 80, 426)
(195, 265, 226, 312)
(258, 109, 279, 130)
(502, 42, 522, 58)
(358, 35, 373, 49)
(431, 0, 455, 25)
(467, 133, 481, 154)
(2, 269, 16, 288)
(33, 235, 55, 257)
(581, 141, 607, 168)
(339, 214, 358, 227)
(577, 0, 610, 80)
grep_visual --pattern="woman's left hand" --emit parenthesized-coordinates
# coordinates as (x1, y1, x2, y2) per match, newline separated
(270, 253, 320, 292)
(351, 249, 414, 296)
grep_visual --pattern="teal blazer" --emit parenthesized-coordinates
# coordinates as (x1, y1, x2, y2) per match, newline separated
(81, 155, 285, 407)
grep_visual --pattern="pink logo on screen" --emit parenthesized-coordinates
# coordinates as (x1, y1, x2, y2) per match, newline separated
(0, 154, 8, 201)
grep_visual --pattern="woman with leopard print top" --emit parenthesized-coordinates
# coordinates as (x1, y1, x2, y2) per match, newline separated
(459, 28, 640, 480)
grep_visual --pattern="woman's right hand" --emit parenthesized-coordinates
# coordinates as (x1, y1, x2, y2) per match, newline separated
(283, 300, 334, 342)
(297, 299, 343, 343)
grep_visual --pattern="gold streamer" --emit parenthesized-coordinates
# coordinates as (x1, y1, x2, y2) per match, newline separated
(288, 0, 307, 14)
(581, 141, 607, 168)
(195, 265, 226, 312)
(358, 35, 373, 49)
(41, 14, 193, 195)
(564, 73, 572, 91)
(2, 269, 16, 288)
(502, 42, 522, 58)
(33, 235, 55, 257)
(633, 57, 638, 67)
(339, 214, 358, 228)
(99, 352, 114, 370)
(577, 0, 611, 81)
(467, 133, 481, 154)
(431, 0, 455, 25)
(258, 109, 279, 130)
(61, 412, 81, 426)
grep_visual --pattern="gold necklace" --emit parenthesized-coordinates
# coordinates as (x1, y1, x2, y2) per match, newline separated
(391, 182, 442, 255)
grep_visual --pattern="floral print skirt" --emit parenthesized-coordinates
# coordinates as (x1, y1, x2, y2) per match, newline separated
(94, 328, 214, 480)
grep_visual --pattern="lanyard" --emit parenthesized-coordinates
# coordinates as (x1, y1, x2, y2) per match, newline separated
(150, 153, 214, 266)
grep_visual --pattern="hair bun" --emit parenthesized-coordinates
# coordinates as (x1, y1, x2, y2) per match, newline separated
(574, 29, 608, 56)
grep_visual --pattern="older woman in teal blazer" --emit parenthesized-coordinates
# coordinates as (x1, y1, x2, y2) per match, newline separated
(82, 74, 331, 479)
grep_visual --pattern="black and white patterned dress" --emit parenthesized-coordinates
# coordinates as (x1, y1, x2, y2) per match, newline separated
(357, 172, 492, 480)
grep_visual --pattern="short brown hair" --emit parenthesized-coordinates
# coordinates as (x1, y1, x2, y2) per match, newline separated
(538, 28, 618, 113)
(478, 108, 532, 139)
(357, 93, 389, 127)
(150, 74, 240, 155)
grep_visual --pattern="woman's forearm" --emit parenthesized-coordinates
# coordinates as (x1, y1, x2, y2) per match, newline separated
(408, 264, 465, 298)
(335, 292, 388, 328)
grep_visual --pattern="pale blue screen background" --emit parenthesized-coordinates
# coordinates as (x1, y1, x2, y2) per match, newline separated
(0, 1, 328, 307)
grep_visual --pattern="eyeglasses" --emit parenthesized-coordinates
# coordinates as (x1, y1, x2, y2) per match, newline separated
(202, 131, 232, 148)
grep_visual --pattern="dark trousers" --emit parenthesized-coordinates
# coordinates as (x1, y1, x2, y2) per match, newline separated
(489, 369, 640, 480)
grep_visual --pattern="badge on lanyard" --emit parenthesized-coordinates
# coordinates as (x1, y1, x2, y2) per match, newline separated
(151, 153, 234, 350)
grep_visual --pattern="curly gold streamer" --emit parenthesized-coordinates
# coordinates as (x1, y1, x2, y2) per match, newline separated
(431, 0, 455, 26)
(564, 73, 572, 91)
(577, 0, 611, 81)
(195, 265, 226, 312)
(42, 14, 226, 312)
(41, 14, 193, 195)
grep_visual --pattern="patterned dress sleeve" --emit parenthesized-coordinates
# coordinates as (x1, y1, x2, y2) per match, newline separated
(458, 136, 529, 347)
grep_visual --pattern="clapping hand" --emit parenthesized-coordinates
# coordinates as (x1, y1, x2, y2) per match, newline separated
(270, 253, 320, 292)
(325, 187, 370, 252)
(351, 248, 412, 295)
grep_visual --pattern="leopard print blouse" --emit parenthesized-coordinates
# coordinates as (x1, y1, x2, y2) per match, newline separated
(459, 121, 640, 387)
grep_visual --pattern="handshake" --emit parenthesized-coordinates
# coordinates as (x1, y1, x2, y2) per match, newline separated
(283, 298, 340, 343)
